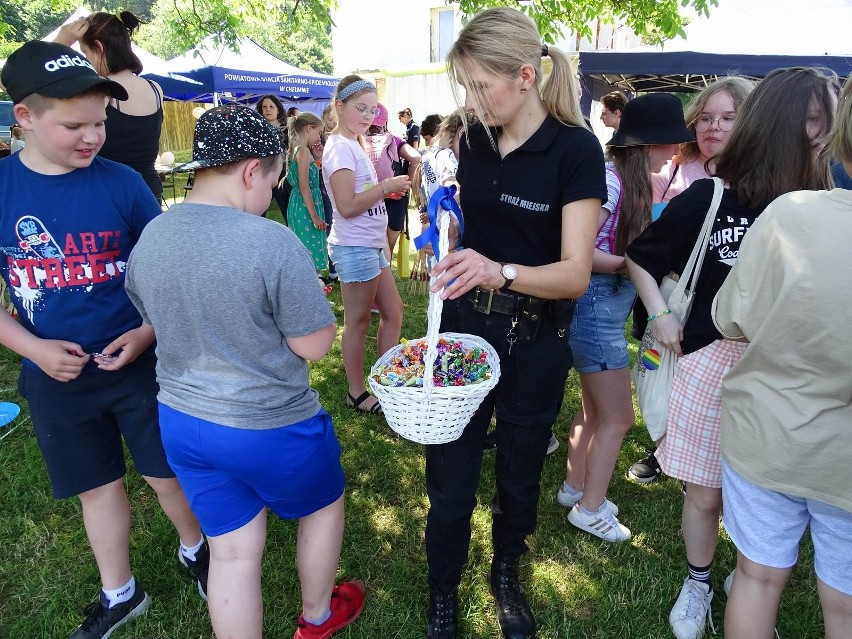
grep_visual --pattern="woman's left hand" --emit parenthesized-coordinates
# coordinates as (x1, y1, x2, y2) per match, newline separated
(431, 248, 503, 300)
(311, 216, 327, 231)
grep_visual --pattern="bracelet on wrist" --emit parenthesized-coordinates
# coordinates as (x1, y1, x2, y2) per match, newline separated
(379, 182, 386, 197)
(647, 308, 672, 322)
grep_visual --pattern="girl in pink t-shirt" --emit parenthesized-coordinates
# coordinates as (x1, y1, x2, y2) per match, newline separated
(322, 75, 411, 415)
(651, 77, 754, 205)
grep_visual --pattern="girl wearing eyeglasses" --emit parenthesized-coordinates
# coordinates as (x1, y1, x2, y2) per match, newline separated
(652, 77, 754, 207)
(322, 75, 411, 415)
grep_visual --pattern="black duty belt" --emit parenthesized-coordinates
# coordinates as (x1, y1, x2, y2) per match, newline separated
(462, 286, 548, 317)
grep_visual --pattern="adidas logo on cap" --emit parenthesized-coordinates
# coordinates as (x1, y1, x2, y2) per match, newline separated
(44, 54, 95, 73)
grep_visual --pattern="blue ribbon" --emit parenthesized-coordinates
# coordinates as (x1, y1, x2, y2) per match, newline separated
(414, 185, 464, 262)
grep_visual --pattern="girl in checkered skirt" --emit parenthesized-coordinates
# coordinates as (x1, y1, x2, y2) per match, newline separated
(626, 67, 838, 639)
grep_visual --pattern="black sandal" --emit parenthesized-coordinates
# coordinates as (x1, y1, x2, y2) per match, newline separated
(346, 391, 383, 415)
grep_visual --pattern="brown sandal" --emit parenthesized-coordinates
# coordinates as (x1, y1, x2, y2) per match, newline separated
(346, 391, 383, 415)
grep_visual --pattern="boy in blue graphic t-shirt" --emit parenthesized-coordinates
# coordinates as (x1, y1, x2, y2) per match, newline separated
(0, 41, 207, 639)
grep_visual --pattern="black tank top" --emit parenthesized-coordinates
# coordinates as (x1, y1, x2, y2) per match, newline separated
(100, 79, 164, 198)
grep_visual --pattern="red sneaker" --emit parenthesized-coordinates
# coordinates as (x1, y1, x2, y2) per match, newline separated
(293, 580, 366, 639)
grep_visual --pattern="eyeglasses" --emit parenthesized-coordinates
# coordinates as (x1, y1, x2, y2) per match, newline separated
(694, 115, 736, 132)
(350, 103, 381, 118)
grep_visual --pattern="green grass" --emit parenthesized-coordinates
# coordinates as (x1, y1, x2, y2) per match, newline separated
(0, 196, 825, 638)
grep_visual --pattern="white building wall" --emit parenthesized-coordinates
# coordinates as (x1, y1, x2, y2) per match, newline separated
(331, 1, 640, 139)
(331, 0, 463, 75)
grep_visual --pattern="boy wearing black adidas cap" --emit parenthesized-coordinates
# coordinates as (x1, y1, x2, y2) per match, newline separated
(124, 104, 365, 639)
(0, 41, 207, 639)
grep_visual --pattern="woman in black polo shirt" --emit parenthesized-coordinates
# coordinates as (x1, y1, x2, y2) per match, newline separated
(423, 8, 606, 639)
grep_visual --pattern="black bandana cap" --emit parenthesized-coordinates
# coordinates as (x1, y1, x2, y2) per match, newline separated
(176, 104, 283, 172)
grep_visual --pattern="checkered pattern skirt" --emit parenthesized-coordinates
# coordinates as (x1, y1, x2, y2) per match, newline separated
(656, 339, 747, 488)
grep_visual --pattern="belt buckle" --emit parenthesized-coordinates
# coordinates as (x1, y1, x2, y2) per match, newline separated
(473, 287, 494, 314)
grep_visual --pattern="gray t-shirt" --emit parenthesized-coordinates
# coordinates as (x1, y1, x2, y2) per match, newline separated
(125, 202, 334, 429)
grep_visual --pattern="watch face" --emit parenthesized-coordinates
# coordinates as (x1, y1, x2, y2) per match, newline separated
(502, 264, 518, 280)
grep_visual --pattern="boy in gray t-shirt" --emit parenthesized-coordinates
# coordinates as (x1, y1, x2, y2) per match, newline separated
(125, 105, 365, 639)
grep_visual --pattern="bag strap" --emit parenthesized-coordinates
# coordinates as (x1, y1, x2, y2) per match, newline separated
(660, 163, 680, 202)
(595, 167, 623, 253)
(672, 177, 724, 318)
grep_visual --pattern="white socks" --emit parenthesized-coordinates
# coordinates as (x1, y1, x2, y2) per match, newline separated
(180, 537, 205, 562)
(103, 576, 135, 609)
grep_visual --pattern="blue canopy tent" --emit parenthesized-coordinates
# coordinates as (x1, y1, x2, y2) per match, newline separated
(142, 37, 339, 114)
(580, 50, 852, 95)
(578, 0, 852, 99)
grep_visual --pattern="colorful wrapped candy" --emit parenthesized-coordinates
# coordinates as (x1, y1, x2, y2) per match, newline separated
(372, 337, 492, 388)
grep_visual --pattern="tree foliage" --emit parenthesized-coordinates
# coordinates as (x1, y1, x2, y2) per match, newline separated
(2, 0, 715, 73)
(0, 0, 77, 43)
(456, 0, 718, 45)
(135, 0, 332, 73)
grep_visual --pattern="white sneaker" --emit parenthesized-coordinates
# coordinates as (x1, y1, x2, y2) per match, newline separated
(669, 578, 713, 639)
(723, 570, 735, 596)
(546, 432, 560, 455)
(556, 483, 619, 515)
(567, 502, 631, 542)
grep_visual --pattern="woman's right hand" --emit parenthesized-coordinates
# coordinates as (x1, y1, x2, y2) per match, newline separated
(382, 176, 411, 196)
(650, 313, 684, 356)
(55, 18, 89, 46)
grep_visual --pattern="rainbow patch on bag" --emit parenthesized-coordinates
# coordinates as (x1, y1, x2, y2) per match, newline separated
(641, 348, 661, 371)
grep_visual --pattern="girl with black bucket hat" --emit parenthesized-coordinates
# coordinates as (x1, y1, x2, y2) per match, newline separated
(557, 92, 694, 543)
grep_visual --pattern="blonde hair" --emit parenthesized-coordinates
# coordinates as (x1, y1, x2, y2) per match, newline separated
(446, 7, 586, 136)
(435, 109, 467, 148)
(829, 71, 852, 164)
(678, 76, 755, 163)
(287, 112, 323, 161)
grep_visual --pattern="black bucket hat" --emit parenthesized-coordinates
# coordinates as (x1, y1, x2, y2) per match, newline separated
(606, 93, 694, 147)
(176, 105, 283, 172)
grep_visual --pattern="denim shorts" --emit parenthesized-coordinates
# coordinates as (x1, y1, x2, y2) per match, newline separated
(327, 244, 389, 283)
(158, 404, 345, 537)
(18, 356, 175, 499)
(569, 273, 636, 373)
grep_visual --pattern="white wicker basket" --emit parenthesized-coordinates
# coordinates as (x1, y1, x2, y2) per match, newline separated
(369, 212, 501, 444)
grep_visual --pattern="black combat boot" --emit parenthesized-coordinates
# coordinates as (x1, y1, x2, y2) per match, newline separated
(488, 553, 536, 639)
(426, 585, 458, 639)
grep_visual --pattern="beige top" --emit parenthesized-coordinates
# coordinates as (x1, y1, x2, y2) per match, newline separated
(712, 189, 852, 513)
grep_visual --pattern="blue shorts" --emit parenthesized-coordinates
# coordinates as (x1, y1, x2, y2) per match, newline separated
(18, 356, 175, 499)
(569, 273, 636, 373)
(158, 404, 345, 537)
(327, 244, 389, 284)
